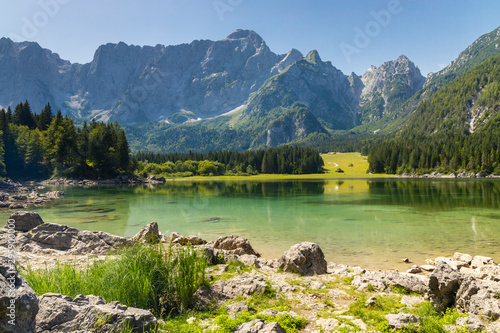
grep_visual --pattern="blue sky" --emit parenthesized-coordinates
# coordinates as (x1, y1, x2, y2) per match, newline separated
(1, 0, 499, 76)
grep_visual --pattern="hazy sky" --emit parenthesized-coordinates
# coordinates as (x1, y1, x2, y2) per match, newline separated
(1, 0, 499, 76)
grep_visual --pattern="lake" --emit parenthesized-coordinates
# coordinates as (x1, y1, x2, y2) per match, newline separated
(4, 178, 500, 270)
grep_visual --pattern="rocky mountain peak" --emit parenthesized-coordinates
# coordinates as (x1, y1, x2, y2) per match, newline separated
(305, 50, 322, 64)
(224, 29, 266, 49)
(358, 55, 425, 122)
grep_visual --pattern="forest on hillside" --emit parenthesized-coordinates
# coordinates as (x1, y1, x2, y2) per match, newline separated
(135, 146, 324, 177)
(0, 101, 131, 179)
(368, 54, 500, 175)
(0, 101, 324, 179)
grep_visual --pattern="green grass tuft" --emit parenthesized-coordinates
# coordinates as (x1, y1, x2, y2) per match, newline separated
(22, 243, 207, 317)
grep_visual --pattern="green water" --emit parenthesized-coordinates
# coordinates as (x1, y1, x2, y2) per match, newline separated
(4, 178, 500, 269)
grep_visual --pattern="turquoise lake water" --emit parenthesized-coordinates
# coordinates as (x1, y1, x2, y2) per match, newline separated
(3, 178, 500, 270)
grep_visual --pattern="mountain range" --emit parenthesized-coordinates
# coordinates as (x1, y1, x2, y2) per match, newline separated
(0, 27, 499, 152)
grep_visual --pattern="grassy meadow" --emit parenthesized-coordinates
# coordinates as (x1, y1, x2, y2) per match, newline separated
(185, 152, 391, 181)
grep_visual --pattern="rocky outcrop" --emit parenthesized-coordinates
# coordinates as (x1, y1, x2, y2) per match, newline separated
(35, 293, 156, 333)
(131, 221, 166, 243)
(0, 256, 38, 333)
(279, 242, 327, 276)
(0, 180, 48, 210)
(15, 223, 131, 255)
(213, 235, 260, 257)
(428, 262, 462, 312)
(456, 276, 500, 320)
(352, 270, 429, 295)
(211, 275, 268, 299)
(2, 211, 44, 232)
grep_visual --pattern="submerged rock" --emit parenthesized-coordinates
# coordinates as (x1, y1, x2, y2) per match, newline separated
(279, 242, 327, 276)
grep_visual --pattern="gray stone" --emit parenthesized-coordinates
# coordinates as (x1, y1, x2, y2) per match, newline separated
(456, 314, 484, 332)
(401, 295, 425, 308)
(352, 270, 429, 295)
(258, 309, 278, 317)
(407, 266, 422, 274)
(234, 319, 286, 333)
(225, 301, 255, 316)
(239, 254, 259, 268)
(213, 235, 260, 257)
(453, 252, 473, 264)
(365, 296, 377, 307)
(0, 256, 39, 333)
(131, 221, 161, 243)
(456, 276, 500, 320)
(211, 275, 268, 299)
(386, 313, 421, 330)
(315, 318, 339, 331)
(279, 242, 327, 276)
(428, 261, 461, 312)
(420, 264, 436, 271)
(471, 255, 494, 268)
(307, 281, 325, 290)
(3, 211, 44, 232)
(15, 223, 131, 255)
(35, 293, 156, 333)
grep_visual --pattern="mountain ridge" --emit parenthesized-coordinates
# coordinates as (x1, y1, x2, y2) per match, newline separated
(1, 26, 499, 152)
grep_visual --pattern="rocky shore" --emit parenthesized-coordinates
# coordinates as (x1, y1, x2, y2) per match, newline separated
(0, 180, 66, 211)
(37, 175, 167, 187)
(1, 212, 500, 332)
(400, 171, 500, 178)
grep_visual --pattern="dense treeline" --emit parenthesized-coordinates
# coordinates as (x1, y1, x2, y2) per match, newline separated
(0, 101, 131, 179)
(368, 54, 500, 174)
(135, 146, 324, 176)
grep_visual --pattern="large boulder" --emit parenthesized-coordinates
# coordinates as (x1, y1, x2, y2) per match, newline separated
(15, 223, 131, 255)
(3, 211, 44, 232)
(131, 221, 162, 243)
(35, 293, 156, 333)
(279, 242, 327, 276)
(0, 256, 39, 333)
(456, 276, 500, 320)
(428, 261, 461, 312)
(213, 235, 260, 256)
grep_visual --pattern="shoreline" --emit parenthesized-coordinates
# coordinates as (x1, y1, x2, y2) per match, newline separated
(3, 215, 500, 332)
